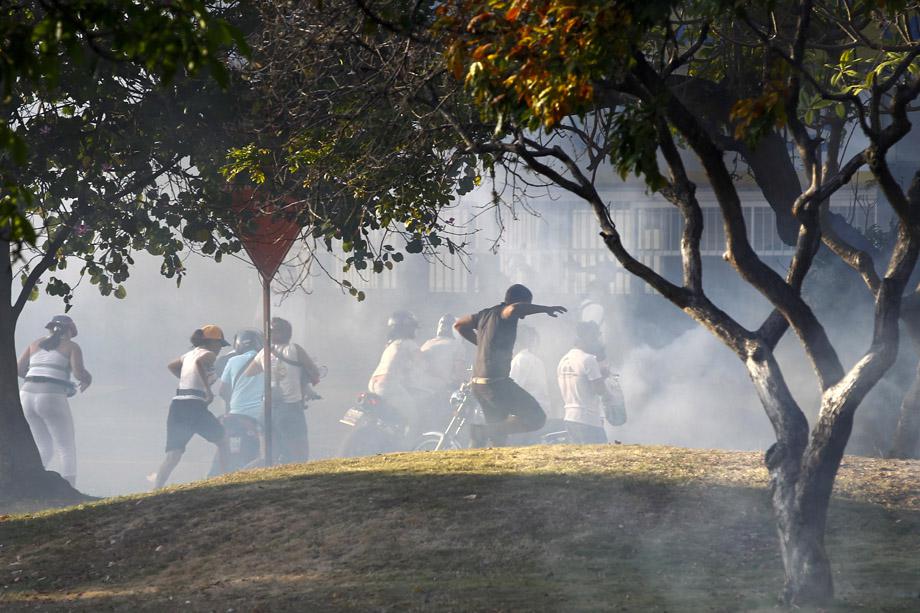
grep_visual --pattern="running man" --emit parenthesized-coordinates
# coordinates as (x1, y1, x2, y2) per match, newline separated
(151, 325, 230, 489)
(454, 284, 566, 446)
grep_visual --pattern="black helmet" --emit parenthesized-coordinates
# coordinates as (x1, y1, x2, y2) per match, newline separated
(235, 329, 264, 352)
(387, 310, 419, 340)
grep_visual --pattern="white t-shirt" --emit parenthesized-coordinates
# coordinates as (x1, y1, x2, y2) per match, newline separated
(258, 343, 304, 404)
(511, 349, 550, 410)
(557, 348, 604, 427)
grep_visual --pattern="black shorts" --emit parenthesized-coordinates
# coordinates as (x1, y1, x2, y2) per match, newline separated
(471, 378, 545, 428)
(166, 398, 225, 452)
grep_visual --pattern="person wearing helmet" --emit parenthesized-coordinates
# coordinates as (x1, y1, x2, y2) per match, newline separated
(420, 313, 468, 390)
(209, 329, 265, 474)
(420, 313, 469, 430)
(368, 311, 437, 436)
(17, 315, 92, 487)
(150, 325, 230, 489)
(245, 317, 321, 463)
(454, 284, 566, 446)
(219, 329, 265, 423)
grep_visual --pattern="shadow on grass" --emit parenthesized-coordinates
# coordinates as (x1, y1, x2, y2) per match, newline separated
(0, 463, 918, 612)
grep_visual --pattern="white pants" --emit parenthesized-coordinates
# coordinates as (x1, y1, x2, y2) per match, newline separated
(21, 391, 76, 481)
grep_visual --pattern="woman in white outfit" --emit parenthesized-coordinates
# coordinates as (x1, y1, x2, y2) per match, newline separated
(17, 315, 92, 487)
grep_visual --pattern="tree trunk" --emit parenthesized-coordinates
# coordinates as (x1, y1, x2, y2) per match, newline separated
(767, 437, 835, 606)
(752, 353, 835, 607)
(0, 237, 82, 504)
(888, 306, 920, 459)
(774, 502, 834, 606)
(890, 360, 920, 458)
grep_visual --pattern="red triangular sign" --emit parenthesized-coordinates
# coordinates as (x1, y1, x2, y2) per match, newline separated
(231, 188, 300, 279)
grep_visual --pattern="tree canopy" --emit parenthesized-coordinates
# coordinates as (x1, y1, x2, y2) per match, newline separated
(221, 0, 490, 297)
(0, 0, 247, 503)
(224, 0, 920, 605)
(0, 0, 247, 250)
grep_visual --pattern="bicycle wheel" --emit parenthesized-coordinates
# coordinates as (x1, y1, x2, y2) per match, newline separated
(413, 434, 444, 451)
(412, 434, 460, 451)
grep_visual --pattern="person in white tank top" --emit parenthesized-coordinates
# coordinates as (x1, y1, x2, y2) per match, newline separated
(17, 315, 92, 487)
(150, 325, 230, 489)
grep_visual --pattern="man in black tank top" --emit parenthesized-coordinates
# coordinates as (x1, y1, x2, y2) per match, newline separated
(454, 284, 566, 446)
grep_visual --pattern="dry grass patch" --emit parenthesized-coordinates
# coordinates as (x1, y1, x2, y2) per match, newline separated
(0, 445, 917, 611)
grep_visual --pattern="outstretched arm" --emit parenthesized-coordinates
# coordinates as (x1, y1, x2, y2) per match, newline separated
(454, 314, 478, 346)
(501, 303, 567, 320)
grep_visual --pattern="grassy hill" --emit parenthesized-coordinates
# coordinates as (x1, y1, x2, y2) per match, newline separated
(0, 445, 918, 612)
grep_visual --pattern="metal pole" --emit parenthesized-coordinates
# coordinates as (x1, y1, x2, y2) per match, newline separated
(262, 273, 273, 467)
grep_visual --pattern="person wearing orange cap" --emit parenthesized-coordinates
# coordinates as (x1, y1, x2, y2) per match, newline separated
(150, 325, 230, 489)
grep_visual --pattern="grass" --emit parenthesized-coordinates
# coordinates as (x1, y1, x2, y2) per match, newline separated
(0, 445, 918, 611)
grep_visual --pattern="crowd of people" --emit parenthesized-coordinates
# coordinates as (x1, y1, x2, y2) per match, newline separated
(18, 284, 626, 489)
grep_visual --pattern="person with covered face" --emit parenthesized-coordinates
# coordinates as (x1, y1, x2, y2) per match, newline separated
(420, 314, 468, 391)
(245, 317, 321, 463)
(420, 313, 469, 430)
(368, 310, 437, 436)
(454, 284, 566, 446)
(557, 321, 613, 444)
(151, 325, 230, 489)
(17, 315, 92, 487)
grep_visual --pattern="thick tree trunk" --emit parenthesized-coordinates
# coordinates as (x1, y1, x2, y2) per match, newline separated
(890, 313, 920, 458)
(774, 503, 834, 605)
(767, 432, 836, 606)
(0, 237, 82, 504)
(890, 360, 920, 458)
(751, 353, 835, 606)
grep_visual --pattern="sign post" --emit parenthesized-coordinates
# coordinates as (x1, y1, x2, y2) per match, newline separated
(231, 189, 300, 467)
(261, 273, 273, 466)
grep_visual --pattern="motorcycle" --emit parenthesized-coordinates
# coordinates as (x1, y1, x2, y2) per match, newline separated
(339, 391, 409, 457)
(413, 381, 481, 451)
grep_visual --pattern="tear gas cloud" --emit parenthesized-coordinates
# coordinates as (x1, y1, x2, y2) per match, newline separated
(13, 185, 906, 497)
